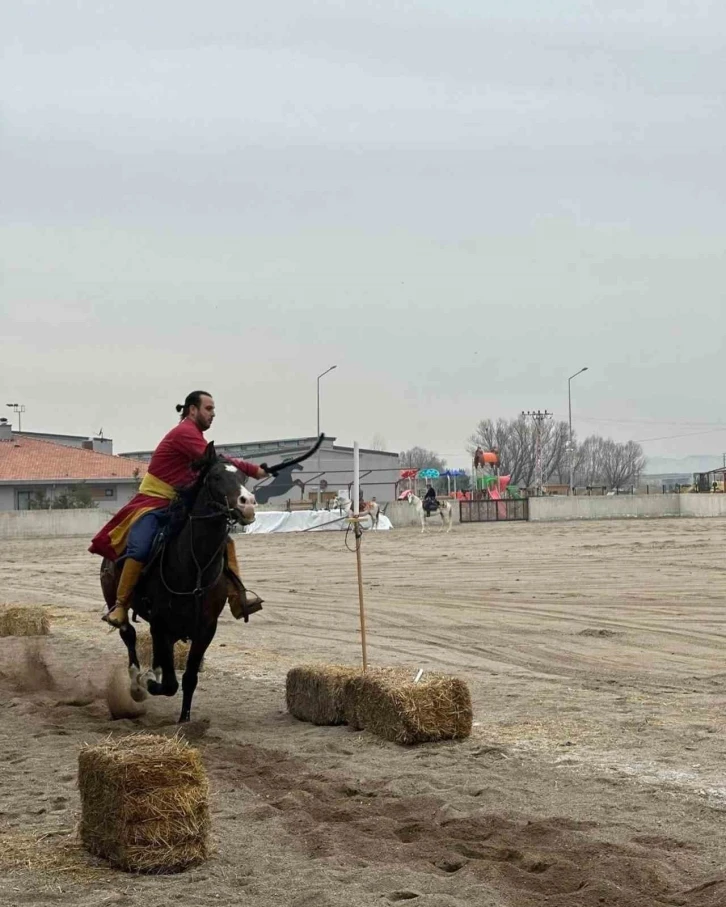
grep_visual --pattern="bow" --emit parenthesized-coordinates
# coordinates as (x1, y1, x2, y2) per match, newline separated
(259, 434, 325, 478)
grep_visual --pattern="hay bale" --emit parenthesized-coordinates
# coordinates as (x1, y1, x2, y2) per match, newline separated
(0, 604, 50, 637)
(286, 664, 361, 725)
(134, 633, 202, 673)
(78, 733, 210, 873)
(344, 668, 473, 746)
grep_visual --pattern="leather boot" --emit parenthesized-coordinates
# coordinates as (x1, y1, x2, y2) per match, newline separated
(226, 540, 263, 621)
(103, 558, 144, 628)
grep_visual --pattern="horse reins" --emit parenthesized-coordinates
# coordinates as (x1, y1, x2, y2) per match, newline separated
(158, 469, 239, 602)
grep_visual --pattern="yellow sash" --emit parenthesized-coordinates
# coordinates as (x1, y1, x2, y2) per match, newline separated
(106, 473, 176, 556)
(138, 472, 176, 501)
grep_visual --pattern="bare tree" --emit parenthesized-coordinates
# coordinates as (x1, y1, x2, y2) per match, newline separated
(573, 436, 645, 489)
(369, 433, 387, 451)
(469, 417, 570, 487)
(600, 439, 646, 489)
(573, 435, 606, 487)
(399, 447, 447, 473)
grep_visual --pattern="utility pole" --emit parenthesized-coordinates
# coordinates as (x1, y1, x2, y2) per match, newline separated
(6, 403, 25, 432)
(567, 367, 588, 494)
(522, 410, 552, 496)
(316, 365, 337, 437)
(315, 366, 336, 509)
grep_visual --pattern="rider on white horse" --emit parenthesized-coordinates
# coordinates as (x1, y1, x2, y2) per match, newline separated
(406, 489, 452, 533)
(423, 483, 438, 515)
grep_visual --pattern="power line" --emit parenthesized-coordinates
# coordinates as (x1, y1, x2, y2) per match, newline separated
(554, 413, 726, 429)
(522, 410, 552, 495)
(634, 426, 726, 443)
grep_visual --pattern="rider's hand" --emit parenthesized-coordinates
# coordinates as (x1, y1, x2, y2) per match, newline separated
(255, 466, 269, 480)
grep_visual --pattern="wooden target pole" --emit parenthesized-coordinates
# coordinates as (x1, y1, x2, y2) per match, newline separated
(353, 442, 368, 671)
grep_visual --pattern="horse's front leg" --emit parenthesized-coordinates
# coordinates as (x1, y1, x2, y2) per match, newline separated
(119, 622, 139, 670)
(179, 622, 217, 723)
(119, 623, 149, 702)
(146, 629, 178, 697)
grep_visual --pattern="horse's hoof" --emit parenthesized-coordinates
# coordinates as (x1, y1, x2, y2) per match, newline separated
(130, 684, 147, 702)
(129, 665, 152, 701)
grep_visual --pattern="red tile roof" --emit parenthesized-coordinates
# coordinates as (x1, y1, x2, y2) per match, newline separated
(0, 436, 149, 482)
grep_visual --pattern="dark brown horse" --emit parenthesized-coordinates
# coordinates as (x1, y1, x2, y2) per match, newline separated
(100, 442, 248, 722)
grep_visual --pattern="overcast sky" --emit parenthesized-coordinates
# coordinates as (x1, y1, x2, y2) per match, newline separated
(2, 0, 724, 468)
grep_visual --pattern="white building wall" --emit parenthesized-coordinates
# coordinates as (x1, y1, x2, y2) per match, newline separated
(0, 481, 139, 513)
(0, 509, 109, 539)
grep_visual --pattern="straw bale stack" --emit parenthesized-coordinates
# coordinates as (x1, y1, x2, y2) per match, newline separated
(78, 733, 210, 873)
(285, 664, 361, 725)
(344, 668, 472, 745)
(0, 604, 50, 637)
(288, 664, 473, 745)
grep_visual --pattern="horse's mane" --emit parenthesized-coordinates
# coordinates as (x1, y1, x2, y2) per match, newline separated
(171, 453, 219, 523)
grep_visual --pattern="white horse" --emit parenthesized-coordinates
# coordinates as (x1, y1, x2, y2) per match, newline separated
(408, 492, 452, 533)
(331, 494, 380, 529)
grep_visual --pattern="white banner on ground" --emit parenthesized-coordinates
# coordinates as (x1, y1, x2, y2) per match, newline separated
(243, 510, 392, 534)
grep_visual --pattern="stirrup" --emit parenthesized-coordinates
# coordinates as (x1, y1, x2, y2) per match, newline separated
(243, 589, 264, 617)
(229, 588, 264, 622)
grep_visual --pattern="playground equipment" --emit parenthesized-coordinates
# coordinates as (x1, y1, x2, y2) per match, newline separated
(442, 469, 467, 496)
(399, 469, 418, 496)
(397, 456, 524, 508)
(472, 447, 522, 514)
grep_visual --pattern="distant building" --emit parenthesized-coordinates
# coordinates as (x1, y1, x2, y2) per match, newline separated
(121, 435, 400, 505)
(0, 420, 146, 512)
(17, 430, 113, 455)
(639, 473, 692, 492)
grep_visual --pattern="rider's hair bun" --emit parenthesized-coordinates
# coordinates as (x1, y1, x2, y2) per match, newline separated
(175, 403, 184, 413)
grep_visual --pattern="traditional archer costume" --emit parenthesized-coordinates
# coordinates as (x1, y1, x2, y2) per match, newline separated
(90, 418, 261, 627)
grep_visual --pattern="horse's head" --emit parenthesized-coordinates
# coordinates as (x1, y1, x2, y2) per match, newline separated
(191, 443, 253, 523)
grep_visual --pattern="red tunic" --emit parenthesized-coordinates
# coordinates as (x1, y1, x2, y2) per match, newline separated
(145, 419, 259, 488)
(89, 419, 259, 561)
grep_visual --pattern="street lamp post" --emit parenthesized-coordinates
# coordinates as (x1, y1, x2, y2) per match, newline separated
(315, 366, 337, 509)
(6, 403, 25, 432)
(568, 368, 588, 495)
(316, 366, 337, 437)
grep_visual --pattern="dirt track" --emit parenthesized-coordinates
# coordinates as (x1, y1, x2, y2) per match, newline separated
(1, 518, 725, 906)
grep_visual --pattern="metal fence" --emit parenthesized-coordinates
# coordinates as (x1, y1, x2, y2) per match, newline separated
(459, 499, 529, 523)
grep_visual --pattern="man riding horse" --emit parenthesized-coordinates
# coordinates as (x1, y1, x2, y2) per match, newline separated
(89, 391, 268, 628)
(423, 483, 438, 515)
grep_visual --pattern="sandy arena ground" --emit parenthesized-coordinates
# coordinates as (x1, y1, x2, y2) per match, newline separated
(0, 518, 725, 906)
